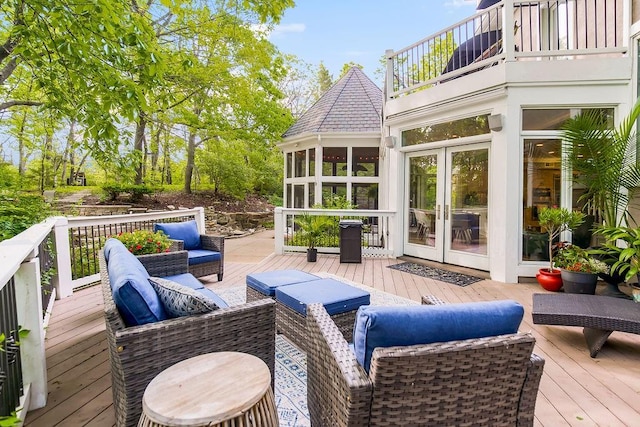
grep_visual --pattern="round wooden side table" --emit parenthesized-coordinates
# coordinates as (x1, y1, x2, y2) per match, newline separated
(138, 352, 278, 427)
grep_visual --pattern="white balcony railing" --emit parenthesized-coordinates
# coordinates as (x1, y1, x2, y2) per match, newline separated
(386, 0, 628, 99)
(273, 207, 396, 257)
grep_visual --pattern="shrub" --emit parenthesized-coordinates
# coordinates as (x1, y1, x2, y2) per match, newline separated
(114, 230, 172, 255)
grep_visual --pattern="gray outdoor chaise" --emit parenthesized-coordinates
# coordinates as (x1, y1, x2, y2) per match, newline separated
(532, 293, 640, 357)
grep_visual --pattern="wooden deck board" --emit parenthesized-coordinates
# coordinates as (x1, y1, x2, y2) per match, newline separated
(24, 251, 640, 426)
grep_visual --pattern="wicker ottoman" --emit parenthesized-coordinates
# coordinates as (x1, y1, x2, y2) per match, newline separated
(246, 269, 321, 302)
(275, 278, 370, 351)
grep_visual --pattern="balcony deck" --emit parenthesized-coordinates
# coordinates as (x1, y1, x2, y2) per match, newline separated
(24, 230, 640, 426)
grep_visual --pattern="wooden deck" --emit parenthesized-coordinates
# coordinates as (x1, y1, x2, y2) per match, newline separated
(24, 231, 640, 426)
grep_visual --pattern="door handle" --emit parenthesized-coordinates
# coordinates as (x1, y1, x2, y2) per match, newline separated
(445, 204, 449, 220)
(436, 205, 441, 220)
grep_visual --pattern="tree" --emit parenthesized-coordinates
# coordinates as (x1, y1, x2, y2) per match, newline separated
(316, 61, 334, 94)
(339, 62, 363, 78)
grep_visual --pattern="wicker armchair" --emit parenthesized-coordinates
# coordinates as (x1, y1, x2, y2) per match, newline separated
(99, 250, 275, 427)
(170, 234, 225, 280)
(305, 303, 545, 427)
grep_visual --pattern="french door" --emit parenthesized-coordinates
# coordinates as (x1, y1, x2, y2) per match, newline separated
(404, 143, 489, 271)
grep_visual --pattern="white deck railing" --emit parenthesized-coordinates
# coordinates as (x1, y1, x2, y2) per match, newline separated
(273, 207, 397, 257)
(386, 0, 628, 98)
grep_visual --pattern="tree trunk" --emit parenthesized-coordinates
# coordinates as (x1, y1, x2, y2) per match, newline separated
(134, 113, 147, 185)
(60, 120, 75, 186)
(184, 130, 197, 194)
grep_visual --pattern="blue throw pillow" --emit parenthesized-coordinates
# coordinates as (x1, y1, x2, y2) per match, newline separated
(353, 300, 524, 373)
(104, 239, 168, 326)
(149, 277, 220, 317)
(154, 220, 201, 250)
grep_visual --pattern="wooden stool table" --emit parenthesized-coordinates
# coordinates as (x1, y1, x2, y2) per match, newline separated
(138, 352, 278, 427)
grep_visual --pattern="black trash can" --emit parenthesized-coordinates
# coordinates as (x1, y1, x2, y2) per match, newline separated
(339, 219, 362, 263)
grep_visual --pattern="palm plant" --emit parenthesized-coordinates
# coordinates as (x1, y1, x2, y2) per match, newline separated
(561, 101, 640, 228)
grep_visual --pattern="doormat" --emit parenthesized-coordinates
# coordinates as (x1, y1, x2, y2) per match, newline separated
(388, 262, 483, 287)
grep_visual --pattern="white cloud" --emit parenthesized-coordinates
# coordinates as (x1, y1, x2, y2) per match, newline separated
(443, 0, 476, 9)
(269, 23, 306, 39)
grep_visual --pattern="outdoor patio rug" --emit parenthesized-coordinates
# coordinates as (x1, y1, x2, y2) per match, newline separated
(215, 279, 417, 427)
(388, 262, 484, 287)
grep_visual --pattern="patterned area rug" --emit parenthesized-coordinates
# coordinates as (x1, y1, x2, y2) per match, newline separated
(388, 262, 484, 287)
(215, 279, 417, 426)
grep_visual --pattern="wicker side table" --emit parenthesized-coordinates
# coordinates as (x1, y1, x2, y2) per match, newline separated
(138, 352, 278, 427)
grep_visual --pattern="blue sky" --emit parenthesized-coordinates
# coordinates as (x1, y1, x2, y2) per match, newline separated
(269, 0, 479, 84)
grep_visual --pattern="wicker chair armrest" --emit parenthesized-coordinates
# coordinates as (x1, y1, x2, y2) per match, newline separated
(168, 238, 184, 251)
(306, 303, 372, 426)
(517, 353, 545, 427)
(200, 234, 224, 254)
(136, 250, 189, 276)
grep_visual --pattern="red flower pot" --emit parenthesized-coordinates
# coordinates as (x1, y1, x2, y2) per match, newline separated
(536, 268, 563, 292)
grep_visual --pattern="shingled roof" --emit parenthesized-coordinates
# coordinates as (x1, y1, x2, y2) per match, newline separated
(283, 67, 382, 138)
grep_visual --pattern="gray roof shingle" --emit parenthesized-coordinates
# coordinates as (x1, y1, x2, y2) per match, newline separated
(283, 67, 383, 138)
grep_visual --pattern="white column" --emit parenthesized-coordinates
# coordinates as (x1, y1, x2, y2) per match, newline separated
(15, 258, 47, 409)
(274, 208, 284, 255)
(52, 216, 73, 298)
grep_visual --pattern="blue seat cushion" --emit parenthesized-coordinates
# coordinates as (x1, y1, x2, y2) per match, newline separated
(246, 270, 320, 296)
(275, 278, 370, 316)
(154, 220, 201, 250)
(164, 273, 228, 308)
(103, 238, 168, 326)
(353, 300, 524, 373)
(149, 277, 221, 317)
(187, 249, 221, 266)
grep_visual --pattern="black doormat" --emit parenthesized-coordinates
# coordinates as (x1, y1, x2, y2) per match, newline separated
(388, 262, 483, 287)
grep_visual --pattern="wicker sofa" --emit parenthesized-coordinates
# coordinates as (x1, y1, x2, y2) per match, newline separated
(154, 220, 225, 280)
(99, 246, 275, 427)
(305, 302, 545, 426)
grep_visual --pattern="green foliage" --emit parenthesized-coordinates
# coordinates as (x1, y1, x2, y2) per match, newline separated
(597, 226, 640, 281)
(294, 213, 334, 249)
(537, 207, 585, 271)
(561, 101, 640, 227)
(0, 192, 54, 242)
(0, 163, 19, 189)
(102, 184, 155, 201)
(267, 194, 283, 207)
(113, 230, 172, 255)
(554, 244, 608, 273)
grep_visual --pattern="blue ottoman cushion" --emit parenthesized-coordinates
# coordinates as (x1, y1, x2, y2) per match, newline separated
(154, 220, 201, 250)
(353, 300, 524, 373)
(187, 249, 221, 265)
(275, 278, 370, 316)
(247, 269, 320, 296)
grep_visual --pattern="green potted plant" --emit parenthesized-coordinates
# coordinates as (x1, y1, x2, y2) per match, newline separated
(554, 244, 608, 294)
(561, 103, 640, 295)
(536, 207, 585, 291)
(561, 102, 640, 229)
(598, 226, 640, 301)
(113, 229, 172, 255)
(294, 213, 333, 262)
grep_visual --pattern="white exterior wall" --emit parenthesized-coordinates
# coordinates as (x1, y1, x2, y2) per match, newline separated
(384, 56, 633, 282)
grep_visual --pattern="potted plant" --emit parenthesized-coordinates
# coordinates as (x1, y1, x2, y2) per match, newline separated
(294, 213, 332, 262)
(113, 229, 172, 255)
(536, 207, 585, 291)
(554, 244, 608, 294)
(598, 226, 640, 301)
(561, 102, 640, 229)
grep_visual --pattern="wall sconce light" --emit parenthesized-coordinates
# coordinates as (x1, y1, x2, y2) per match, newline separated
(488, 114, 503, 132)
(384, 136, 396, 148)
